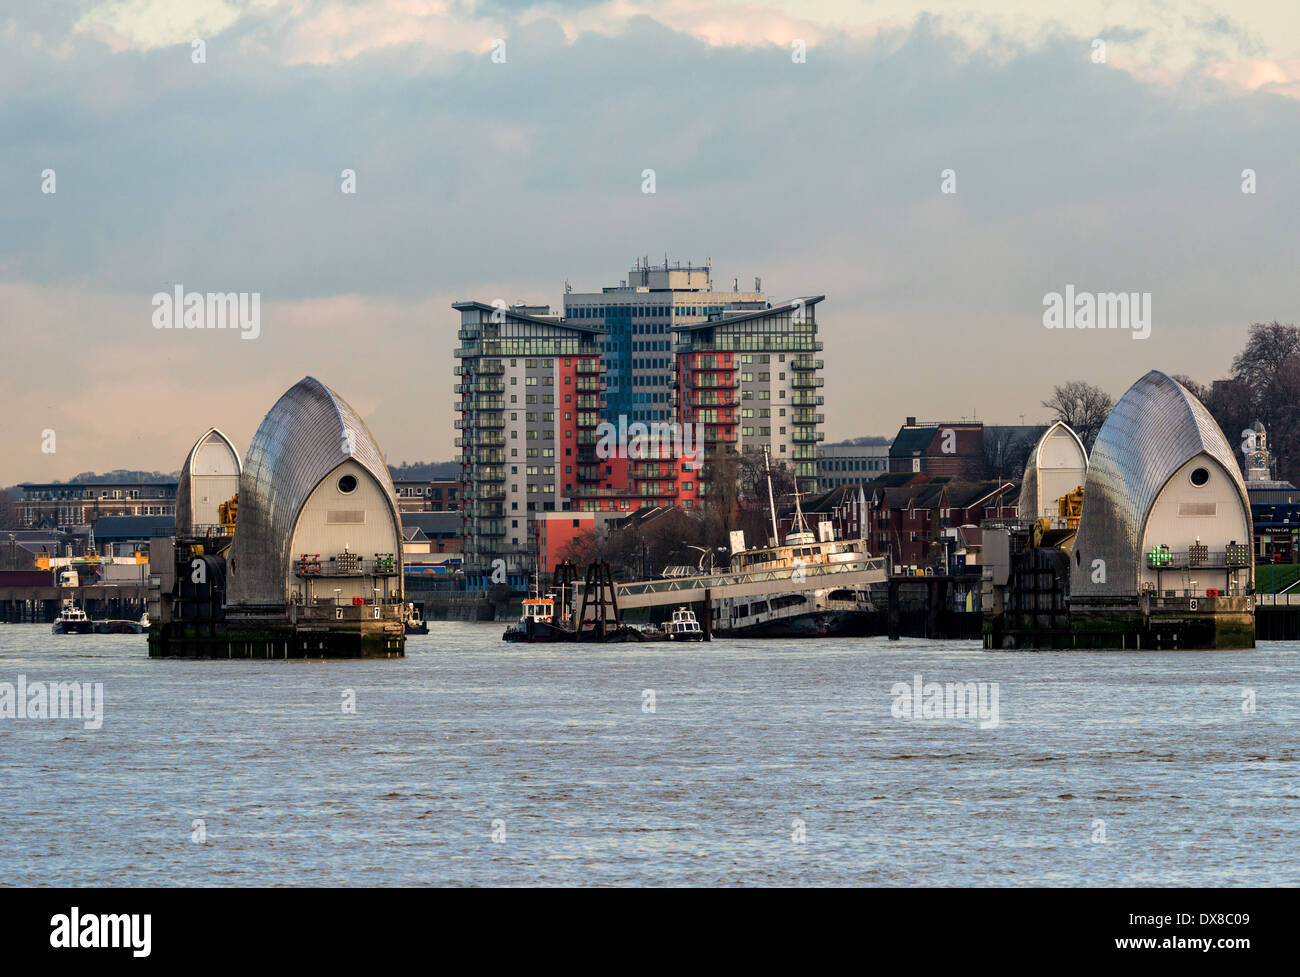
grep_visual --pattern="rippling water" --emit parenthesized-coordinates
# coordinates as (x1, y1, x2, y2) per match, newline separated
(1, 622, 1296, 886)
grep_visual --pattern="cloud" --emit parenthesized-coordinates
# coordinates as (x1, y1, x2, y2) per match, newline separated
(2, 6, 1299, 484)
(73, 0, 250, 51)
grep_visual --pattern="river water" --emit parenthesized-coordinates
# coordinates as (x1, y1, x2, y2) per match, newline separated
(1, 622, 1296, 886)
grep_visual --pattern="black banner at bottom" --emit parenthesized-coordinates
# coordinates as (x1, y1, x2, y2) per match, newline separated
(0, 887, 1285, 965)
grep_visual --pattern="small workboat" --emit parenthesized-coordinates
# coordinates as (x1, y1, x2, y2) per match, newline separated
(404, 602, 429, 635)
(502, 593, 574, 642)
(666, 606, 706, 641)
(52, 602, 94, 635)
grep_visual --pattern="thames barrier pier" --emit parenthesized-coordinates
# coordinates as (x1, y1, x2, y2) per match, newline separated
(147, 377, 406, 658)
(983, 371, 1255, 650)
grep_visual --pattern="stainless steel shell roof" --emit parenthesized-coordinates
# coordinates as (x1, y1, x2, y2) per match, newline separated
(226, 377, 399, 605)
(1071, 370, 1250, 598)
(175, 427, 241, 536)
(1017, 421, 1086, 519)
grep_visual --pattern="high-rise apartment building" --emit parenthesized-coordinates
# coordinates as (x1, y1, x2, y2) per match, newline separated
(454, 264, 828, 584)
(452, 301, 603, 585)
(564, 259, 765, 425)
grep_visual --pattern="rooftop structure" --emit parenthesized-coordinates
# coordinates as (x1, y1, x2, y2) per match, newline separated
(565, 258, 765, 425)
(1017, 421, 1087, 521)
(818, 443, 891, 488)
(175, 428, 241, 537)
(1071, 371, 1252, 601)
(888, 418, 986, 479)
(17, 480, 177, 529)
(227, 377, 403, 609)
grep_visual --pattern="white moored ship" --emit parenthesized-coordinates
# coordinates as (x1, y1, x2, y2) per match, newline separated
(714, 450, 880, 638)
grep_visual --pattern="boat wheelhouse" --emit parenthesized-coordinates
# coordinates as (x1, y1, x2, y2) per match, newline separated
(667, 606, 705, 641)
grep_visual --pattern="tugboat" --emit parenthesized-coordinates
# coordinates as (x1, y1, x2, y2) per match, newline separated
(666, 606, 705, 641)
(52, 601, 94, 635)
(404, 601, 429, 635)
(502, 592, 574, 643)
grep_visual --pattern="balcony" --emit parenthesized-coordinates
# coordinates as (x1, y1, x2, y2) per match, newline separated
(473, 432, 505, 447)
(791, 392, 825, 407)
(476, 360, 505, 375)
(792, 429, 825, 443)
(576, 395, 600, 410)
(476, 415, 506, 430)
(474, 466, 506, 482)
(689, 390, 739, 407)
(791, 357, 823, 371)
(576, 377, 603, 392)
(791, 375, 825, 389)
(632, 466, 676, 479)
(691, 356, 733, 371)
(575, 360, 602, 374)
(461, 396, 504, 411)
(691, 375, 737, 389)
(791, 411, 824, 425)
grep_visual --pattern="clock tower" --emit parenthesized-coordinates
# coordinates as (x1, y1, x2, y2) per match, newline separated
(1243, 419, 1271, 482)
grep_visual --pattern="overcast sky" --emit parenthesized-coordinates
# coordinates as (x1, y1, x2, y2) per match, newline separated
(3, 0, 1299, 486)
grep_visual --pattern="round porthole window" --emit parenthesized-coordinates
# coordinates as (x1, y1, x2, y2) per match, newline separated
(337, 474, 358, 494)
(1190, 467, 1210, 486)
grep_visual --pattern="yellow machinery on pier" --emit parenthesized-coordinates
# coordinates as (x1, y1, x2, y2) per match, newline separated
(219, 494, 238, 534)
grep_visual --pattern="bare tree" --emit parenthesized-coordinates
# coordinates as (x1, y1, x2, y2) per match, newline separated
(982, 426, 1044, 481)
(1170, 374, 1207, 401)
(1223, 323, 1300, 483)
(737, 448, 796, 504)
(0, 490, 17, 529)
(1042, 381, 1113, 452)
(1231, 321, 1300, 395)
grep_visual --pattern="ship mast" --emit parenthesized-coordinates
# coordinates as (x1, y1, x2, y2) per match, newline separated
(764, 445, 779, 547)
(790, 483, 810, 535)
